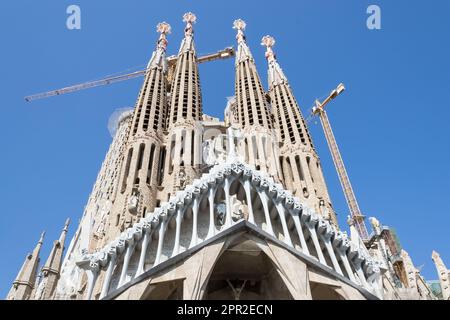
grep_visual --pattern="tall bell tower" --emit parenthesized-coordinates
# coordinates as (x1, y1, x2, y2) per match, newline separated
(108, 22, 171, 238)
(261, 35, 337, 226)
(232, 19, 281, 180)
(163, 13, 204, 198)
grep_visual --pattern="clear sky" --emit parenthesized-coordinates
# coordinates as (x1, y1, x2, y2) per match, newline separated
(0, 0, 449, 297)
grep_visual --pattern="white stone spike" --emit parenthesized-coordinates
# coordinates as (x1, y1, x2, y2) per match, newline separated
(233, 19, 254, 64)
(261, 35, 288, 88)
(178, 12, 197, 54)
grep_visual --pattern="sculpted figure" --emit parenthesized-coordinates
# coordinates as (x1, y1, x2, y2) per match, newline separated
(128, 190, 139, 214)
(178, 169, 187, 190)
(319, 199, 330, 220)
(215, 202, 226, 226)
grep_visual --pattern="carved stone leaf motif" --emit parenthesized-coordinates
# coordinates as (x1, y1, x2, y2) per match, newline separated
(243, 168, 252, 178)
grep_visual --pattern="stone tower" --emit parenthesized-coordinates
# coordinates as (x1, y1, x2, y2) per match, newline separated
(54, 109, 132, 300)
(261, 35, 337, 226)
(34, 219, 70, 300)
(163, 12, 203, 197)
(108, 22, 172, 238)
(7, 232, 45, 300)
(232, 19, 281, 180)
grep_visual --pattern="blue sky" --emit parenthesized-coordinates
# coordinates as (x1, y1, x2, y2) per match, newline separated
(0, 0, 449, 297)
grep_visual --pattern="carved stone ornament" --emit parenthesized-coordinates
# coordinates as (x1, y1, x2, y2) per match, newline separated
(127, 190, 140, 214)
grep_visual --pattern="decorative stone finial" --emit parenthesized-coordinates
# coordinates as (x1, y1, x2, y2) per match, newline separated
(347, 215, 354, 226)
(183, 12, 196, 37)
(261, 35, 276, 62)
(233, 19, 246, 31)
(64, 218, 71, 231)
(157, 21, 171, 35)
(39, 231, 46, 244)
(233, 19, 247, 43)
(432, 250, 440, 259)
(261, 35, 275, 48)
(156, 22, 171, 50)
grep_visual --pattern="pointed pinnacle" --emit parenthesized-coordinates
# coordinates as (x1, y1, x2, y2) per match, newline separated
(431, 250, 440, 259)
(39, 231, 46, 244)
(261, 35, 276, 62)
(233, 19, 247, 43)
(183, 12, 196, 38)
(346, 215, 354, 226)
(233, 19, 246, 31)
(183, 12, 197, 24)
(64, 218, 71, 231)
(261, 35, 275, 48)
(156, 22, 171, 35)
(155, 22, 171, 51)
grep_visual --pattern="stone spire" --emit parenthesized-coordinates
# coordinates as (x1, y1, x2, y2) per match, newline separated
(109, 22, 172, 237)
(147, 22, 171, 70)
(131, 22, 171, 136)
(167, 12, 203, 125)
(233, 20, 280, 179)
(178, 12, 196, 54)
(432, 250, 450, 300)
(233, 19, 272, 130)
(163, 12, 203, 198)
(262, 35, 337, 225)
(6, 232, 45, 300)
(34, 219, 70, 300)
(261, 35, 288, 88)
(400, 250, 418, 291)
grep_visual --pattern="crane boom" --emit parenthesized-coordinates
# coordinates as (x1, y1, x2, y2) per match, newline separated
(25, 47, 235, 102)
(25, 70, 147, 102)
(313, 85, 370, 240)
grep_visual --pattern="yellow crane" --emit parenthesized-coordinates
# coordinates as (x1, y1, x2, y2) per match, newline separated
(24, 47, 235, 102)
(312, 83, 370, 240)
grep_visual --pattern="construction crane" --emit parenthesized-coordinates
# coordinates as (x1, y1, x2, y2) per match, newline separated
(311, 83, 370, 241)
(24, 47, 235, 102)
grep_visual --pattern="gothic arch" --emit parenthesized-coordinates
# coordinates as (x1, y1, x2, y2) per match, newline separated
(203, 236, 294, 300)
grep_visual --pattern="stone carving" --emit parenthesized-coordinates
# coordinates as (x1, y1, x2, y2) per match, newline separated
(432, 250, 450, 300)
(230, 195, 248, 222)
(95, 200, 112, 237)
(203, 136, 228, 166)
(215, 202, 226, 226)
(34, 276, 47, 300)
(76, 160, 382, 301)
(127, 190, 139, 214)
(178, 168, 188, 190)
(369, 217, 381, 235)
(319, 199, 330, 221)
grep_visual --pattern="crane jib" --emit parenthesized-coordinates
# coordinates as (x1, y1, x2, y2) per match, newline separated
(24, 47, 235, 102)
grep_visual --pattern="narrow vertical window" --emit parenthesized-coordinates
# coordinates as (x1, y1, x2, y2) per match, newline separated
(168, 136, 176, 175)
(121, 148, 133, 193)
(137, 144, 145, 171)
(191, 130, 195, 166)
(147, 144, 156, 185)
(296, 155, 305, 182)
(306, 157, 314, 183)
(279, 156, 286, 182)
(157, 147, 166, 186)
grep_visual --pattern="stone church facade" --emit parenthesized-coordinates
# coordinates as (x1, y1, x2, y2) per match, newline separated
(6, 13, 448, 301)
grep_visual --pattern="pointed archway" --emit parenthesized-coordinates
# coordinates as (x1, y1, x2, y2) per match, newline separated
(203, 235, 294, 300)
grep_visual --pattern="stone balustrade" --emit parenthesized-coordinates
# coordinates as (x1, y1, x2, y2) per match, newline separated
(76, 161, 382, 300)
